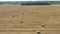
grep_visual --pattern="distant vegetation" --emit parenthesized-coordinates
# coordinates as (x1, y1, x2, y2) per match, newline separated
(21, 1, 51, 5)
(0, 1, 60, 5)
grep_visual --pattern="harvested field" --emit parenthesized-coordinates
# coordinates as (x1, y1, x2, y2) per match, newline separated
(0, 5, 60, 34)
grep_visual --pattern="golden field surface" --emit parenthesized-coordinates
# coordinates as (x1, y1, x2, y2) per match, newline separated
(0, 5, 60, 34)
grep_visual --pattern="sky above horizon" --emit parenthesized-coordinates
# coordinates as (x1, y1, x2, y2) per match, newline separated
(0, 0, 60, 1)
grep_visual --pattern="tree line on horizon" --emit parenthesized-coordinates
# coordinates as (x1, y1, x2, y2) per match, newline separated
(0, 1, 60, 5)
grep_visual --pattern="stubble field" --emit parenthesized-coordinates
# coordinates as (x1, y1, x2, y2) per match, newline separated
(0, 5, 60, 34)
